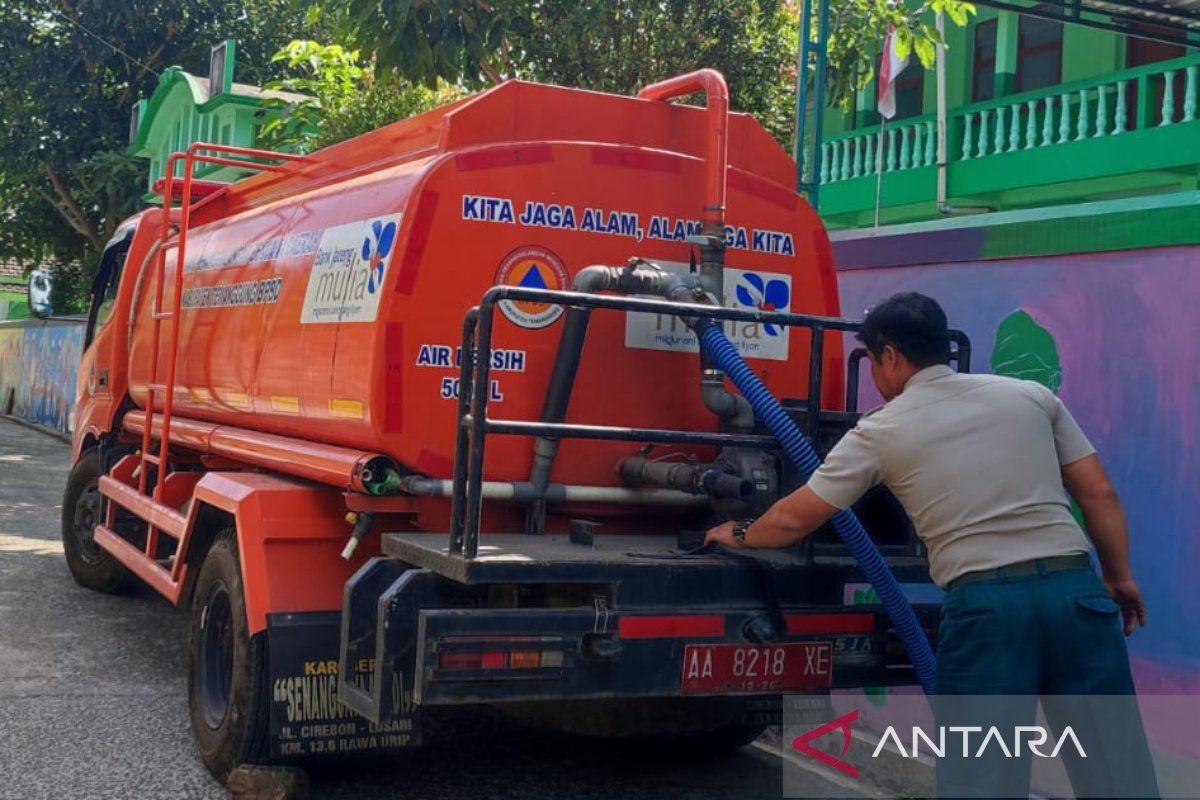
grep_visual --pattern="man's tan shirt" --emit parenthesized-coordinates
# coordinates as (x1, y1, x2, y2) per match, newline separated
(806, 364, 1094, 587)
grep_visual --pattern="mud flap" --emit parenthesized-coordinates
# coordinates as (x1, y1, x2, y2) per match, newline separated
(266, 611, 421, 758)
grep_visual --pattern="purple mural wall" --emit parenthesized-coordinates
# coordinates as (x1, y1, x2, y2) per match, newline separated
(837, 244, 1200, 692)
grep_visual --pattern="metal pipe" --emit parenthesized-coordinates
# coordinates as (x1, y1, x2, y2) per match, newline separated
(479, 284, 870, 332)
(637, 69, 729, 230)
(618, 455, 752, 500)
(488, 418, 775, 449)
(934, 11, 990, 218)
(400, 476, 707, 508)
(122, 412, 402, 495)
(528, 262, 707, 500)
(449, 308, 479, 553)
(634, 72, 746, 430)
(700, 370, 755, 431)
(574, 264, 754, 432)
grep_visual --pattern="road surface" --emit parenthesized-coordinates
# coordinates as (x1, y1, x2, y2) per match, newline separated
(0, 419, 866, 799)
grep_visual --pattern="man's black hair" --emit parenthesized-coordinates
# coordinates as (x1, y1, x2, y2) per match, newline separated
(857, 292, 951, 368)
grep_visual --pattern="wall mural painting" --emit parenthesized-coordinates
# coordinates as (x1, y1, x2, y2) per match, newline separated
(839, 245, 1200, 694)
(0, 322, 85, 434)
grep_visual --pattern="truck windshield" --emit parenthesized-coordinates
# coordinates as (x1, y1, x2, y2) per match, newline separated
(85, 229, 133, 347)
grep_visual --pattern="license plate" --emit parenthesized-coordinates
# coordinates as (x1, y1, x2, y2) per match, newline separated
(680, 642, 832, 694)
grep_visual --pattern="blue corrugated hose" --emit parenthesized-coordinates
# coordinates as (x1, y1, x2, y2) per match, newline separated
(698, 323, 937, 695)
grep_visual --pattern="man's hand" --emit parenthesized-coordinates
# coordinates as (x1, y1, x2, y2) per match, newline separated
(703, 488, 838, 551)
(1104, 576, 1146, 636)
(704, 520, 746, 549)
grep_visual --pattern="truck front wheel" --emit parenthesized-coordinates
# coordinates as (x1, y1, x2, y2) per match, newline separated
(187, 531, 271, 782)
(61, 449, 129, 593)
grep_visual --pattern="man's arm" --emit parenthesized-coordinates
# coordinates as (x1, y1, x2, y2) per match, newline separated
(1061, 453, 1145, 636)
(706, 422, 880, 550)
(705, 486, 838, 549)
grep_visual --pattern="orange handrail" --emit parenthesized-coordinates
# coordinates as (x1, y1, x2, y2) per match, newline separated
(137, 142, 307, 557)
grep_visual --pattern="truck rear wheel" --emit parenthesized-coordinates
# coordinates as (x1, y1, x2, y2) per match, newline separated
(61, 449, 129, 593)
(187, 531, 271, 782)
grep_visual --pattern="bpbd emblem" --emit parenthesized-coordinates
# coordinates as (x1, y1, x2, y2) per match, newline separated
(494, 246, 569, 329)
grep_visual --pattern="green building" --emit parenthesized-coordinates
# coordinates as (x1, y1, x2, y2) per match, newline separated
(816, 3, 1199, 229)
(0, 261, 29, 321)
(127, 40, 306, 198)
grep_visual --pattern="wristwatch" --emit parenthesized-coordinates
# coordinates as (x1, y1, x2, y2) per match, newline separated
(731, 518, 755, 546)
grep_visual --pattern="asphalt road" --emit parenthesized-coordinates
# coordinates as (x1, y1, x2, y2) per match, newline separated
(0, 418, 864, 799)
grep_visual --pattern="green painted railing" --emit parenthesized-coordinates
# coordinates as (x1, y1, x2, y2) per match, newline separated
(821, 52, 1200, 188)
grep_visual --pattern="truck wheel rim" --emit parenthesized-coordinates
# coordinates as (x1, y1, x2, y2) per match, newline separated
(199, 581, 234, 730)
(72, 483, 103, 564)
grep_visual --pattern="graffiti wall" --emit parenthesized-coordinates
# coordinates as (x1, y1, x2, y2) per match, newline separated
(836, 244, 1200, 692)
(0, 320, 84, 434)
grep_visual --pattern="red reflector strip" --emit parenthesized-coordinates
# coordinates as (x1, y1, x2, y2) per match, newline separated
(784, 613, 875, 635)
(439, 650, 484, 670)
(618, 615, 725, 639)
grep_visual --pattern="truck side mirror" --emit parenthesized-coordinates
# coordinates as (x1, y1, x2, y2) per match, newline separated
(27, 269, 53, 319)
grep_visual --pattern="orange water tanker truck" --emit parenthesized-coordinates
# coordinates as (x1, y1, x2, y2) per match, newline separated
(49, 70, 968, 780)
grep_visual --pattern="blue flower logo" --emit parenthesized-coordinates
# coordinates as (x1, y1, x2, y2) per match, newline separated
(735, 273, 790, 336)
(362, 219, 397, 294)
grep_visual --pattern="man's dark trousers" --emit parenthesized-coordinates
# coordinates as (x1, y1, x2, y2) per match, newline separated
(935, 563, 1158, 799)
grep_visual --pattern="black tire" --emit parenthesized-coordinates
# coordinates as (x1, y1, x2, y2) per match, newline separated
(61, 448, 129, 593)
(187, 531, 271, 783)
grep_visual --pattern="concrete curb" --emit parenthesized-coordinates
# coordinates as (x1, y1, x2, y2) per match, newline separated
(2, 414, 71, 444)
(760, 723, 937, 798)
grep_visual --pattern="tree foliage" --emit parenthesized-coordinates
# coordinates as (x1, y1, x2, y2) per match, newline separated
(259, 40, 462, 154)
(314, 0, 974, 139)
(505, 1, 799, 144)
(823, 0, 975, 111)
(314, 0, 798, 140)
(0, 0, 313, 308)
(0, 0, 976, 309)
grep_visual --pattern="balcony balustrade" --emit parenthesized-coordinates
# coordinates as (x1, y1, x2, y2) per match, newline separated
(817, 52, 1200, 228)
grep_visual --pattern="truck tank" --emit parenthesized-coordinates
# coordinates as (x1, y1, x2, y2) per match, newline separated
(126, 79, 843, 504)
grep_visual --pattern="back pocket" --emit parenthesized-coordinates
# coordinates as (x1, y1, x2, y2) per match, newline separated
(1074, 594, 1120, 616)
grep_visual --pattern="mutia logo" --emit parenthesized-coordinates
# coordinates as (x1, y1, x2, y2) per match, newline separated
(735, 272, 790, 336)
(362, 219, 397, 294)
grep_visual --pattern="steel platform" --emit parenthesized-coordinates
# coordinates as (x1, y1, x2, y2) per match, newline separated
(382, 532, 727, 583)
(381, 532, 931, 586)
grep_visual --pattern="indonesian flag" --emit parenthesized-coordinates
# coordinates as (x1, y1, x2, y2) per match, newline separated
(877, 25, 910, 120)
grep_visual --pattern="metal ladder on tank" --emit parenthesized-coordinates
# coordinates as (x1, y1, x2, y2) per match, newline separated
(94, 143, 305, 599)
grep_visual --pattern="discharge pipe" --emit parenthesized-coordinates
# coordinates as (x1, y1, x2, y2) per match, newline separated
(637, 69, 729, 232)
(637, 71, 747, 434)
(618, 455, 752, 501)
(693, 320, 938, 695)
(528, 261, 751, 507)
(528, 71, 743, 518)
(400, 476, 707, 508)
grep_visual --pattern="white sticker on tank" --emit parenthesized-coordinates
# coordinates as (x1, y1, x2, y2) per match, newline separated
(300, 214, 402, 324)
(623, 260, 792, 361)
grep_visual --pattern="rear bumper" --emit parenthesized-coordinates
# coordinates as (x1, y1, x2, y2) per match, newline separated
(336, 551, 939, 724)
(413, 605, 936, 706)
